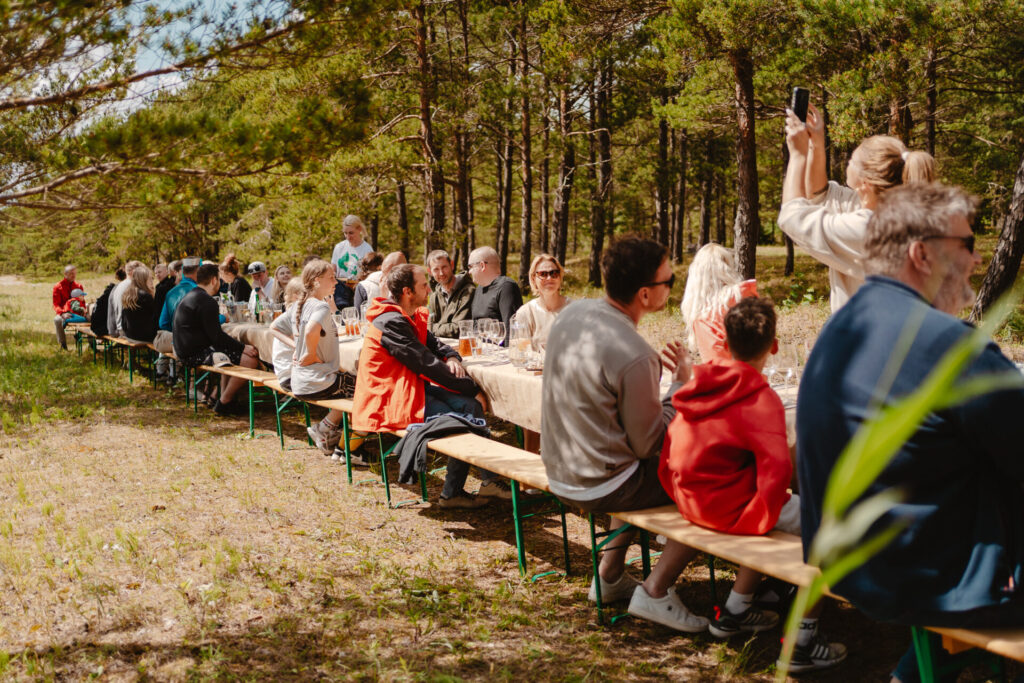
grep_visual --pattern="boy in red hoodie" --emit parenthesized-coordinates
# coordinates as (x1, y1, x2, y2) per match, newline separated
(659, 297, 846, 671)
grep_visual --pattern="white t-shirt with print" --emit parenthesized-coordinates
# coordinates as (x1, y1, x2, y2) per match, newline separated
(330, 240, 374, 282)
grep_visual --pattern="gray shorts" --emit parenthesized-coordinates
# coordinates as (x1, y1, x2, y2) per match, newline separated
(560, 457, 672, 513)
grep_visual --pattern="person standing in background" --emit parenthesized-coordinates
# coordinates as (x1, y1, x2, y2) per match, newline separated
(330, 214, 374, 309)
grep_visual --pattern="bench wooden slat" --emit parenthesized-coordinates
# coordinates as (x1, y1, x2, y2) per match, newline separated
(197, 365, 276, 385)
(425, 433, 551, 493)
(105, 336, 149, 349)
(929, 627, 1024, 662)
(611, 505, 823, 591)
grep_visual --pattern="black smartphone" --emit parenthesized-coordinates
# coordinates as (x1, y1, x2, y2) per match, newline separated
(790, 87, 809, 123)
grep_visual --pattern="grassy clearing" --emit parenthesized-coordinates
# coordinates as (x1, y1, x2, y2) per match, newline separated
(0, 251, 1013, 681)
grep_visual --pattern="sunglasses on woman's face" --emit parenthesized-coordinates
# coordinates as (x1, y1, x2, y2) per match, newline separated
(535, 270, 561, 279)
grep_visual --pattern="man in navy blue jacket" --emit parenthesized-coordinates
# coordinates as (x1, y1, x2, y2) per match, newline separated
(797, 183, 1024, 681)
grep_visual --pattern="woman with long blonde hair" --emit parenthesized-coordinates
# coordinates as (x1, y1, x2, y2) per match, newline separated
(779, 102, 938, 312)
(680, 244, 757, 363)
(121, 264, 159, 343)
(286, 259, 349, 455)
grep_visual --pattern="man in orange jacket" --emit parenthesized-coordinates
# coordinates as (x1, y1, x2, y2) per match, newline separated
(353, 264, 511, 508)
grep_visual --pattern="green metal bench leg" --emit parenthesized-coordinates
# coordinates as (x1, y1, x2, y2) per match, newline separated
(343, 413, 353, 484)
(128, 346, 135, 383)
(511, 480, 528, 576)
(639, 529, 652, 578)
(911, 626, 1006, 683)
(247, 380, 255, 437)
(272, 392, 284, 448)
(588, 515, 638, 625)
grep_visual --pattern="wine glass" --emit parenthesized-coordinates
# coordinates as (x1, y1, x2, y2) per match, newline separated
(476, 318, 496, 354)
(490, 321, 506, 351)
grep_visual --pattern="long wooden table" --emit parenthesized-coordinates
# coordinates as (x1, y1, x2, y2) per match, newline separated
(223, 322, 798, 438)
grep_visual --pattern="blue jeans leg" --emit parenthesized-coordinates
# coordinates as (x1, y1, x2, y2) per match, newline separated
(423, 384, 497, 498)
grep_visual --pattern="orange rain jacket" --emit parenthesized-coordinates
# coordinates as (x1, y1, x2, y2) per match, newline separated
(353, 298, 479, 432)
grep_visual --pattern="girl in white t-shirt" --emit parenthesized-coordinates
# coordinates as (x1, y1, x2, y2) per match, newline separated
(779, 102, 935, 312)
(330, 214, 374, 309)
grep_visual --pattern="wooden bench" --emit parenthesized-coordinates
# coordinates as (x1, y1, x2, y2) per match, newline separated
(426, 433, 569, 578)
(194, 364, 278, 437)
(605, 504, 1024, 681)
(104, 336, 153, 382)
(65, 323, 94, 357)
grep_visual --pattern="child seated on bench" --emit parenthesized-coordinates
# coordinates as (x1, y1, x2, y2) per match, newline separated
(660, 297, 846, 672)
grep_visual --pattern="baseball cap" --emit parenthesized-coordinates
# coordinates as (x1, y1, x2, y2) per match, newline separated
(247, 261, 267, 274)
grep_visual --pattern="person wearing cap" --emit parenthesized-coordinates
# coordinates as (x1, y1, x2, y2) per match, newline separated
(246, 261, 276, 315)
(52, 264, 85, 350)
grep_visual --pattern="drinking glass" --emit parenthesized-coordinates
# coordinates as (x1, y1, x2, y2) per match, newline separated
(476, 318, 495, 354)
(458, 320, 476, 358)
(341, 307, 358, 336)
(490, 321, 506, 351)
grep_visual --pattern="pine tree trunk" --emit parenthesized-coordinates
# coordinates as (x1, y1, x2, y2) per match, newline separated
(539, 75, 551, 255)
(655, 93, 671, 246)
(552, 86, 575, 265)
(453, 131, 471, 270)
(728, 47, 760, 279)
(396, 182, 409, 255)
(517, 15, 532, 290)
(781, 138, 794, 275)
(699, 138, 713, 247)
(926, 44, 937, 157)
(970, 149, 1024, 322)
(414, 1, 445, 252)
(715, 174, 726, 245)
(671, 128, 688, 264)
(589, 62, 612, 287)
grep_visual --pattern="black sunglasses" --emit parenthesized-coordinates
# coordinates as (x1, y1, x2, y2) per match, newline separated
(922, 234, 975, 254)
(643, 273, 676, 290)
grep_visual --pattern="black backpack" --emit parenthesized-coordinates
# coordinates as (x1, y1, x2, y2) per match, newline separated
(91, 282, 116, 337)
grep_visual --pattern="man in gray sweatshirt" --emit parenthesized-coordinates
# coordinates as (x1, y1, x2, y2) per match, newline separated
(541, 235, 707, 634)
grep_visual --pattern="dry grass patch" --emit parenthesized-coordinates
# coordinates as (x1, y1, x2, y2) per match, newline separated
(0, 265, 1005, 681)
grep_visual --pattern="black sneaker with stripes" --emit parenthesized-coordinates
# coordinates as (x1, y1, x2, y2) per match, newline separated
(708, 604, 779, 639)
(785, 630, 848, 673)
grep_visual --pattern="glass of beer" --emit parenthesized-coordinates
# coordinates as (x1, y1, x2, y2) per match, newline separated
(458, 320, 475, 357)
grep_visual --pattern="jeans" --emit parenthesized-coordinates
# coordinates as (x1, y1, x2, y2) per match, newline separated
(53, 314, 87, 348)
(423, 383, 497, 498)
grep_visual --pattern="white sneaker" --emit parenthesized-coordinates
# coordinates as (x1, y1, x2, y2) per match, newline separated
(627, 586, 709, 633)
(307, 421, 340, 456)
(588, 572, 640, 604)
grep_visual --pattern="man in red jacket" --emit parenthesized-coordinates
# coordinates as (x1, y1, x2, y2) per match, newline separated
(52, 264, 84, 350)
(660, 297, 845, 670)
(353, 264, 510, 508)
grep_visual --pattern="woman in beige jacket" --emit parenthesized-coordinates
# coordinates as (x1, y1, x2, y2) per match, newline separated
(779, 102, 934, 312)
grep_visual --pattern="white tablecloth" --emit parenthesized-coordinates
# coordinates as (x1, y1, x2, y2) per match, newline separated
(225, 324, 796, 441)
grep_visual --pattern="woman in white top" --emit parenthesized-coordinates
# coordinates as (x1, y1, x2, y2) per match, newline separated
(514, 253, 571, 347)
(330, 214, 374, 308)
(268, 278, 306, 390)
(779, 102, 935, 312)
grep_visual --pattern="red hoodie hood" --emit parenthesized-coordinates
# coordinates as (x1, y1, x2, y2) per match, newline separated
(672, 359, 767, 420)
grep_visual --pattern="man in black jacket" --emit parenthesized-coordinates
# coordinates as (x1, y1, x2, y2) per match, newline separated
(173, 263, 259, 415)
(468, 246, 522, 344)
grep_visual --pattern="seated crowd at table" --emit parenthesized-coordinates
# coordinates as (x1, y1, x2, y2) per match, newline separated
(52, 108, 1024, 681)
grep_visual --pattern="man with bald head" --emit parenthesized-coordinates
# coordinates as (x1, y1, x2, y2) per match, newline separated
(468, 246, 522, 344)
(355, 251, 407, 309)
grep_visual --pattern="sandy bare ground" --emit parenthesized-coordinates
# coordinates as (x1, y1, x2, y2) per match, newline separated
(0, 273, 999, 681)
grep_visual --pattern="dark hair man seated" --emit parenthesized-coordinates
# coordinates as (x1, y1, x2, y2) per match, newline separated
(172, 263, 260, 416)
(352, 263, 511, 508)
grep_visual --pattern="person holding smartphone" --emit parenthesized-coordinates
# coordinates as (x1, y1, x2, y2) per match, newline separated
(779, 96, 935, 312)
